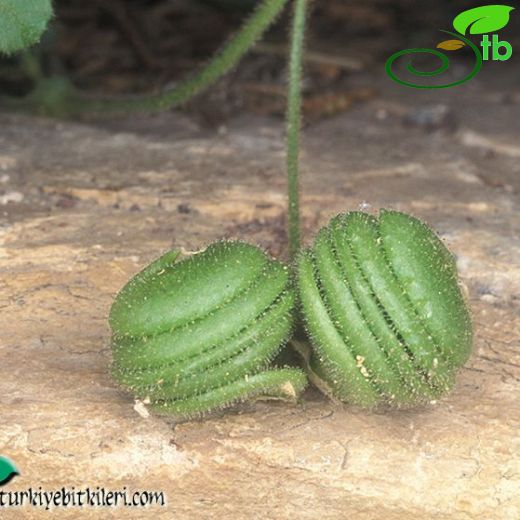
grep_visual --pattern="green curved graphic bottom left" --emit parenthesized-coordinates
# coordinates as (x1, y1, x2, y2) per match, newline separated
(0, 456, 19, 486)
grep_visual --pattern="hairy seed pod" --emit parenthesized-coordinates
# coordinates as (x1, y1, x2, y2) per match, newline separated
(297, 210, 473, 408)
(109, 241, 307, 419)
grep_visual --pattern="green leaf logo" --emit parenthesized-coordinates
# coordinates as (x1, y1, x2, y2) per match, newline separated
(453, 5, 515, 35)
(0, 456, 19, 486)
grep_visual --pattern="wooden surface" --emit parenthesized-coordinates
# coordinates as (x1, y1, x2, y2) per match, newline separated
(0, 78, 519, 519)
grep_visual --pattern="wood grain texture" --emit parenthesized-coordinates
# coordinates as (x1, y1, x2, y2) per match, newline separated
(0, 78, 518, 519)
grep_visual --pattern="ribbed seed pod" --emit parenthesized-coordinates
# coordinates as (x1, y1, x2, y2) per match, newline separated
(297, 210, 473, 408)
(109, 241, 307, 419)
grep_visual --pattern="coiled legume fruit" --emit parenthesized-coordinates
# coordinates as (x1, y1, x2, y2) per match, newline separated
(109, 241, 307, 419)
(297, 210, 472, 408)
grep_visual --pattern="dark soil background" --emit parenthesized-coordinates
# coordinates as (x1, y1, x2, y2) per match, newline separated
(1, 0, 519, 125)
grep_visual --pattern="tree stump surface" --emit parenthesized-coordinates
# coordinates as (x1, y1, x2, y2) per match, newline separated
(1, 80, 519, 519)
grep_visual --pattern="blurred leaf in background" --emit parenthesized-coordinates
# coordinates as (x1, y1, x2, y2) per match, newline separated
(0, 0, 53, 54)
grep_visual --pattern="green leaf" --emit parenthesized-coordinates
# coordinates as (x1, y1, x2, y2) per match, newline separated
(437, 39, 466, 51)
(0, 0, 53, 54)
(453, 5, 514, 35)
(0, 456, 19, 486)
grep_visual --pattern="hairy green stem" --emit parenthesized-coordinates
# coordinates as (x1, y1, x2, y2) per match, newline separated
(286, 0, 307, 262)
(75, 0, 289, 113)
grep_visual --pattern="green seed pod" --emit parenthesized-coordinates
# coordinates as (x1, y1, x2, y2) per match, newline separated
(109, 241, 307, 419)
(297, 210, 472, 408)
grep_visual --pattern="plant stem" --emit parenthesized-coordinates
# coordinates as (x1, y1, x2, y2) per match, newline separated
(76, 0, 289, 113)
(286, 0, 307, 262)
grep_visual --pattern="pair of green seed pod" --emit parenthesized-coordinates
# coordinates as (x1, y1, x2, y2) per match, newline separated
(109, 209, 472, 419)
